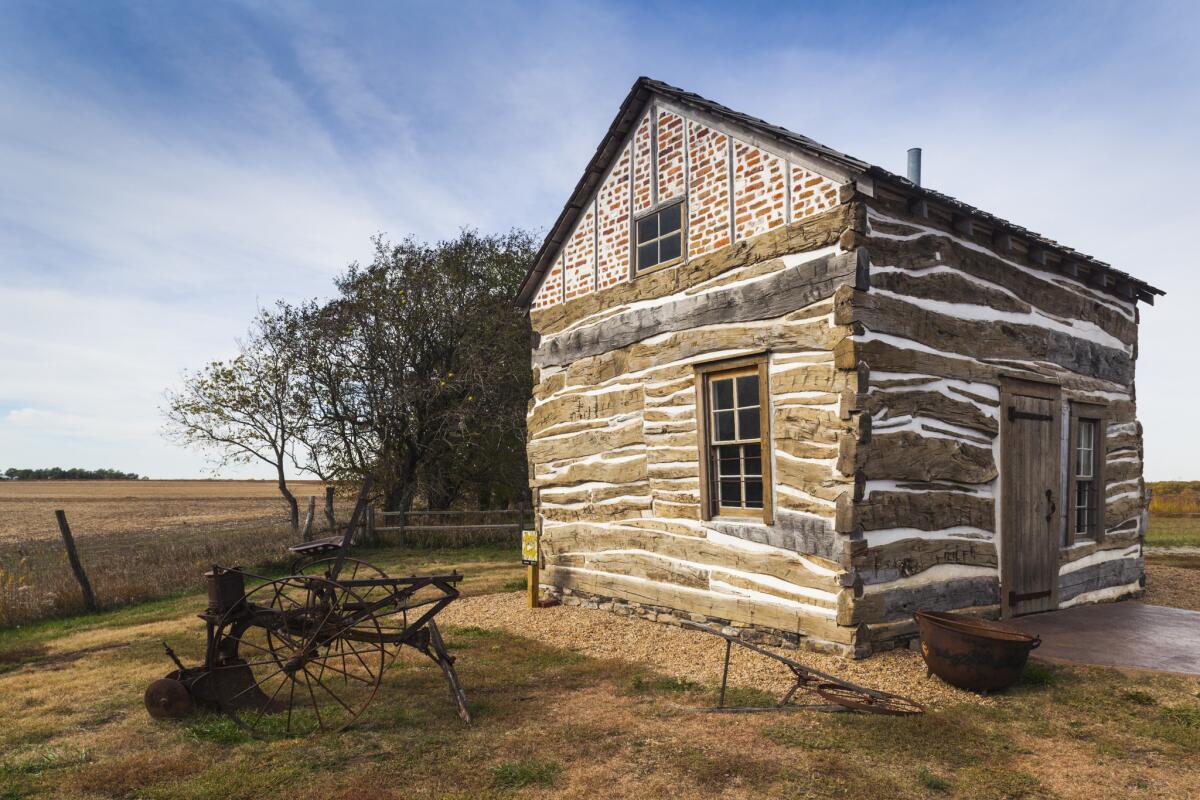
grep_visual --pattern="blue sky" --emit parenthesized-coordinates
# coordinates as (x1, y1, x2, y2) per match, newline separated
(0, 0, 1196, 479)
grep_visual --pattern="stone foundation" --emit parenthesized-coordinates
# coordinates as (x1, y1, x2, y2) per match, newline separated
(543, 584, 861, 658)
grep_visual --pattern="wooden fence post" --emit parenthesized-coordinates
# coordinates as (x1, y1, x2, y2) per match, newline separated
(366, 506, 376, 546)
(301, 496, 316, 542)
(324, 486, 336, 533)
(54, 510, 98, 612)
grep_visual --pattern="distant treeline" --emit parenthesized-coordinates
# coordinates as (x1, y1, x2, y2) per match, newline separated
(1148, 481, 1200, 516)
(2, 467, 145, 481)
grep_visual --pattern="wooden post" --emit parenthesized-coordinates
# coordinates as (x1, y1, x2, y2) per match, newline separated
(398, 511, 406, 549)
(301, 496, 316, 542)
(366, 506, 376, 546)
(521, 529, 539, 609)
(527, 562, 539, 609)
(324, 486, 336, 533)
(54, 510, 97, 612)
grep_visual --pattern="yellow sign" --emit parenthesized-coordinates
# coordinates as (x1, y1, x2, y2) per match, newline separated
(521, 530, 539, 565)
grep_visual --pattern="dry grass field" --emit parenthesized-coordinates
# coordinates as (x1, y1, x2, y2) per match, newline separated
(0, 480, 326, 544)
(0, 545, 1197, 799)
(0, 481, 522, 627)
(0, 480, 329, 626)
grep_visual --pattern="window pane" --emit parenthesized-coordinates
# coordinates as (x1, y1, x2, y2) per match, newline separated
(743, 444, 761, 477)
(744, 478, 764, 508)
(1075, 481, 1093, 537)
(1076, 420, 1094, 478)
(658, 232, 681, 263)
(659, 203, 681, 233)
(738, 408, 760, 439)
(713, 410, 735, 442)
(712, 378, 734, 410)
(637, 215, 657, 244)
(717, 445, 741, 477)
(736, 375, 759, 408)
(637, 243, 658, 271)
(719, 479, 742, 507)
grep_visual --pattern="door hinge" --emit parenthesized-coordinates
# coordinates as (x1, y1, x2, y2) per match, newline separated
(1009, 589, 1052, 605)
(1008, 407, 1053, 423)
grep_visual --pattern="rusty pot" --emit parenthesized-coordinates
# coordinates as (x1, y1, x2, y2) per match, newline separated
(914, 610, 1041, 693)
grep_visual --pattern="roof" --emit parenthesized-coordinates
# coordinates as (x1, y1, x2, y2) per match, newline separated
(515, 76, 1164, 308)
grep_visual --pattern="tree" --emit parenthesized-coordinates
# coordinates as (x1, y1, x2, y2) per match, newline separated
(296, 230, 535, 512)
(164, 306, 309, 529)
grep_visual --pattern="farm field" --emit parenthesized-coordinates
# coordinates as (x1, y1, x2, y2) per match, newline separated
(0, 544, 1198, 799)
(0, 480, 325, 544)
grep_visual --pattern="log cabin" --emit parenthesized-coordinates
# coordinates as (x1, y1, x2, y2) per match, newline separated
(515, 77, 1164, 656)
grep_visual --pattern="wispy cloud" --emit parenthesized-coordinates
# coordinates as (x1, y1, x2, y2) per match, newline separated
(0, 0, 1195, 478)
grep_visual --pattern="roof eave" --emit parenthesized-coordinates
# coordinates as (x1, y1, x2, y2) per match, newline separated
(865, 167, 1164, 303)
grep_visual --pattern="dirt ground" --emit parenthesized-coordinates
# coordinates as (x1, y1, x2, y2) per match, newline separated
(1144, 558, 1200, 612)
(0, 479, 326, 544)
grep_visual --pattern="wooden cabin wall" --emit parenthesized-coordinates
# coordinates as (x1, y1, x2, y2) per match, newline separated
(528, 206, 875, 654)
(833, 194, 1146, 646)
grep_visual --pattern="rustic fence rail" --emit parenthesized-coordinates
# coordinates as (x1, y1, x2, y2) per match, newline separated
(0, 504, 530, 627)
(371, 508, 531, 548)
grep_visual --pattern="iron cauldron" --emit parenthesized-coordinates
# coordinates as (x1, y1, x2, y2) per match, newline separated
(914, 610, 1040, 693)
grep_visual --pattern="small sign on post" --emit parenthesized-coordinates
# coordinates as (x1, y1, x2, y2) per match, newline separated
(521, 529, 539, 608)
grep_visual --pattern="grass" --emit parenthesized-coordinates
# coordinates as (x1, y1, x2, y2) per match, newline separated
(1, 543, 1200, 797)
(491, 759, 562, 789)
(1020, 662, 1060, 687)
(916, 766, 950, 792)
(499, 577, 528, 593)
(1145, 515, 1200, 548)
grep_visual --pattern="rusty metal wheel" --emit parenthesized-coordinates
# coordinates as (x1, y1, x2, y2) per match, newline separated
(144, 678, 192, 719)
(814, 683, 924, 716)
(297, 558, 407, 660)
(212, 575, 386, 736)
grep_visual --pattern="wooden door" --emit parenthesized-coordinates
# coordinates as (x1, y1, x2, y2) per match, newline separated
(1000, 379, 1062, 617)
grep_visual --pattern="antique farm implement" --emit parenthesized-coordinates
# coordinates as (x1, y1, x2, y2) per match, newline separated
(682, 621, 923, 716)
(144, 478, 470, 735)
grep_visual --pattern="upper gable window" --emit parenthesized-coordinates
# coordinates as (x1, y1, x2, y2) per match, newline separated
(635, 201, 683, 272)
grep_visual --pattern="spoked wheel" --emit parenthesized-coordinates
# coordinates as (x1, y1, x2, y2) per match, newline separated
(297, 558, 408, 661)
(212, 575, 386, 736)
(814, 683, 925, 716)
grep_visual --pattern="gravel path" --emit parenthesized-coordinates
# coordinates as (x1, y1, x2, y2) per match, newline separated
(1146, 546, 1200, 557)
(1144, 561, 1200, 612)
(441, 592, 989, 708)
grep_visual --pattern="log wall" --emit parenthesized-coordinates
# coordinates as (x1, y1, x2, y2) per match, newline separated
(528, 184, 1147, 655)
(836, 194, 1147, 646)
(529, 207, 871, 655)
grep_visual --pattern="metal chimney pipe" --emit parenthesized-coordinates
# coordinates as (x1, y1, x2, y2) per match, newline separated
(907, 147, 922, 186)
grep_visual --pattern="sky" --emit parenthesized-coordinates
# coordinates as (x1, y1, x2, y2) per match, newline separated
(0, 0, 1196, 480)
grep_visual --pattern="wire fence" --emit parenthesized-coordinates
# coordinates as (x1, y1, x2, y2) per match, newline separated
(0, 518, 300, 626)
(0, 506, 532, 627)
(372, 508, 531, 548)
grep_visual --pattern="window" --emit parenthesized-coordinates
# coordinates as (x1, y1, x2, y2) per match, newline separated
(1073, 419, 1096, 539)
(1067, 404, 1106, 545)
(635, 202, 683, 272)
(696, 357, 772, 522)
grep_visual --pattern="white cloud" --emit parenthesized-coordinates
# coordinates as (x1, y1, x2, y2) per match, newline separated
(0, 0, 1195, 481)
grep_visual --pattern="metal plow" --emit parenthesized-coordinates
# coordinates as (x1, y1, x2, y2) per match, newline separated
(144, 478, 470, 736)
(681, 622, 923, 716)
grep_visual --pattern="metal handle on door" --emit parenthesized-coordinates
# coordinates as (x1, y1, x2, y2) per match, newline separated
(1045, 489, 1056, 523)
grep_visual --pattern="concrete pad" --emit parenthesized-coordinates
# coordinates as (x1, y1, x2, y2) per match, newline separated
(1009, 602, 1200, 676)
